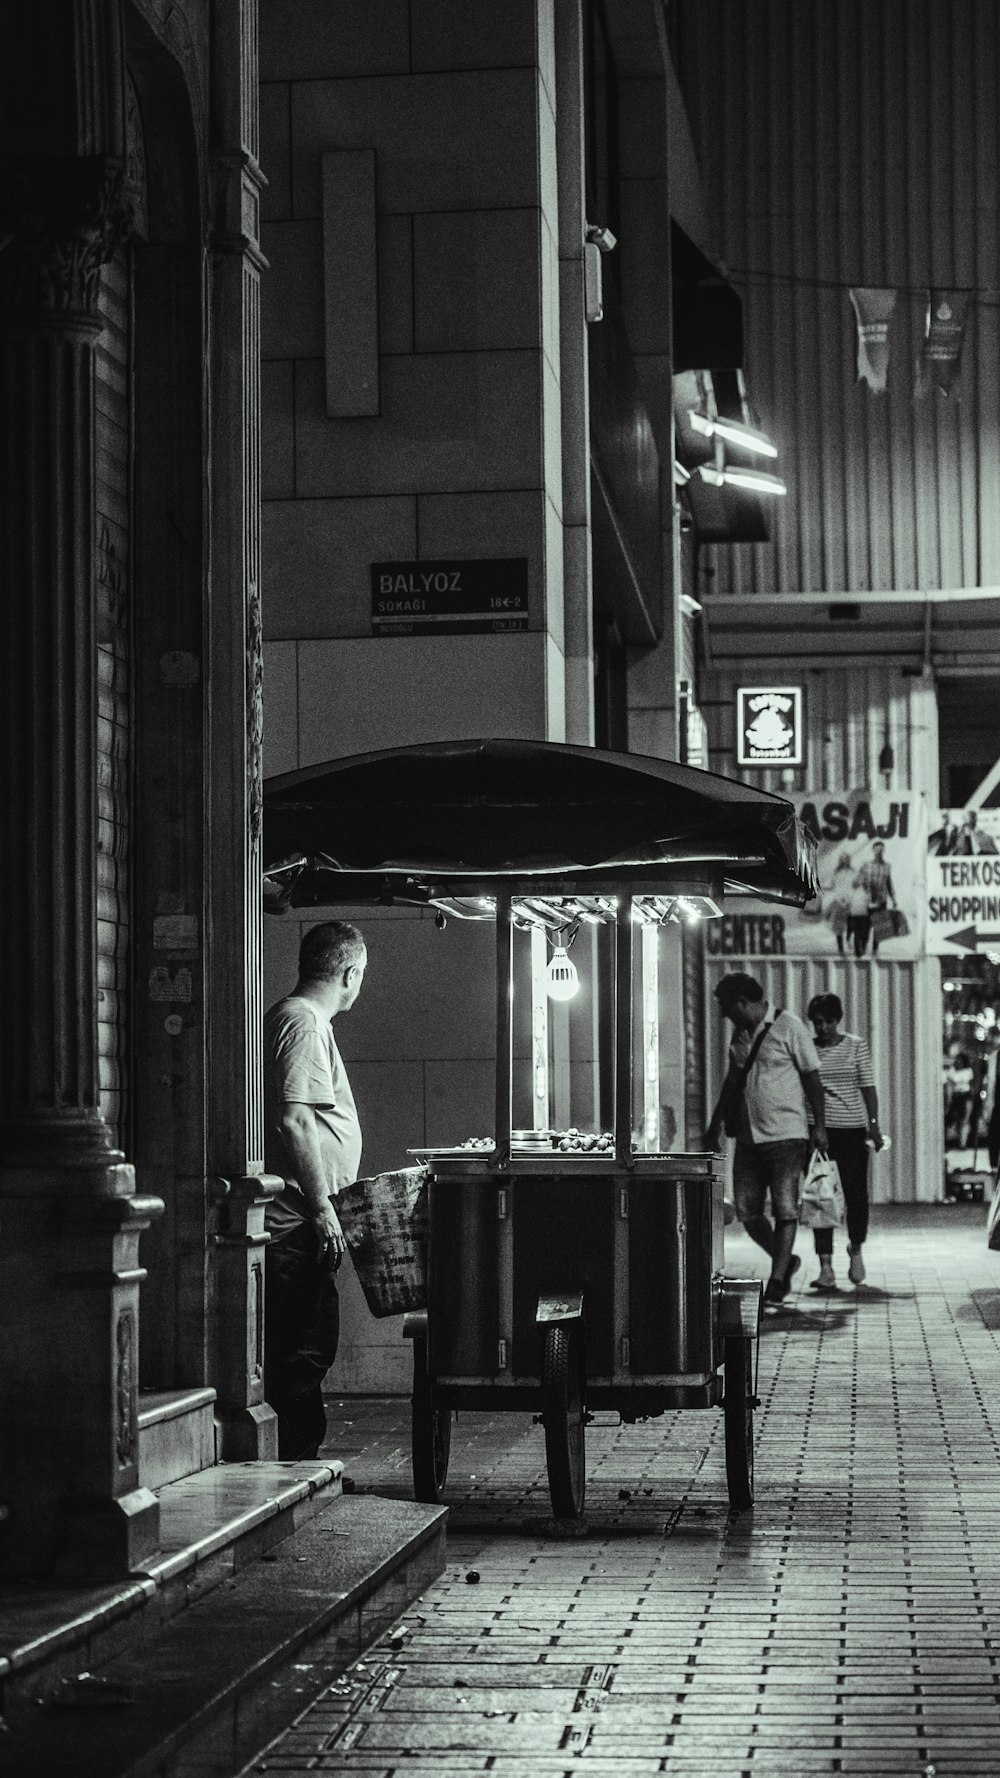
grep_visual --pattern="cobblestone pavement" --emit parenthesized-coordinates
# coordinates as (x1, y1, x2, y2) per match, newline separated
(242, 1204, 1000, 1777)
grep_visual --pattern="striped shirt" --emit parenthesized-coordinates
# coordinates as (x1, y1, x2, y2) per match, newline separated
(811, 1033, 876, 1128)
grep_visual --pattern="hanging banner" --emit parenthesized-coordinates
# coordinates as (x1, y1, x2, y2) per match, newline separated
(849, 287, 897, 393)
(705, 789, 927, 960)
(927, 808, 1000, 955)
(915, 291, 969, 399)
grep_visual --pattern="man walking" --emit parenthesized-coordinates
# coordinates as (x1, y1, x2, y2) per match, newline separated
(854, 840, 897, 956)
(706, 972, 827, 1305)
(263, 920, 367, 1457)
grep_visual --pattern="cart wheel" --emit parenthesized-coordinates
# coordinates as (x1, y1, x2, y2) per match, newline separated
(542, 1322, 586, 1519)
(411, 1334, 451, 1503)
(723, 1334, 755, 1510)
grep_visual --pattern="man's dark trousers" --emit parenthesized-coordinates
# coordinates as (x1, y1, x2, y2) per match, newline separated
(264, 1222, 340, 1459)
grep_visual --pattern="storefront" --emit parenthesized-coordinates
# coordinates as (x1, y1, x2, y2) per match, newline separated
(697, 665, 944, 1206)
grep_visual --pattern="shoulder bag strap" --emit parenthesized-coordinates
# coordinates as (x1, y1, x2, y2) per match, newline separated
(718, 1011, 780, 1130)
(740, 1010, 778, 1085)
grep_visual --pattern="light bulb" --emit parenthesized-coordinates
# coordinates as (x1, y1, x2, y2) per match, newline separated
(545, 946, 579, 1002)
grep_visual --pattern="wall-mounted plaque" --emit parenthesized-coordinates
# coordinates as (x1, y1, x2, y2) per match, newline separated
(371, 559, 529, 637)
(736, 685, 804, 766)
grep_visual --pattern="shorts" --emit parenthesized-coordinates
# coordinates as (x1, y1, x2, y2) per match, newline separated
(732, 1138, 808, 1224)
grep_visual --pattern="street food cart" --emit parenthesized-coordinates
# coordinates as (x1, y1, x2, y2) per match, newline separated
(264, 740, 817, 1519)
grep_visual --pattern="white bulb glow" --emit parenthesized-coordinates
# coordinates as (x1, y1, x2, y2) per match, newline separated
(545, 946, 579, 1002)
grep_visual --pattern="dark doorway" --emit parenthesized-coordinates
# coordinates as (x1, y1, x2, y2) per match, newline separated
(594, 619, 628, 752)
(938, 677, 1000, 807)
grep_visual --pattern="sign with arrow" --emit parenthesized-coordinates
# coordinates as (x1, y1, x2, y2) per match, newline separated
(926, 807, 1000, 954)
(942, 925, 1000, 953)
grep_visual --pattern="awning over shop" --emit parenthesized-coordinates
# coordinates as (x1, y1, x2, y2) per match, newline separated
(263, 739, 818, 910)
(700, 589, 1000, 671)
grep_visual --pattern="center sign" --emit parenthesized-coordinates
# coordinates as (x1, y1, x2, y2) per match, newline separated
(736, 685, 804, 767)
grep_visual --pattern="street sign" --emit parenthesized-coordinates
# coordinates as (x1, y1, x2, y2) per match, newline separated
(942, 926, 1000, 952)
(371, 558, 529, 636)
(926, 808, 1000, 954)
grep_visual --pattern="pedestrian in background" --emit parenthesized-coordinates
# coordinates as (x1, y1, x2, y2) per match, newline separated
(706, 973, 828, 1306)
(806, 992, 883, 1289)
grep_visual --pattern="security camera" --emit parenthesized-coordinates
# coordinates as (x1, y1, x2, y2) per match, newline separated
(586, 223, 617, 254)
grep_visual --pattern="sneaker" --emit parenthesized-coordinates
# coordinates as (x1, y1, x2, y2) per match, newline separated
(810, 1259, 836, 1291)
(848, 1246, 866, 1285)
(764, 1255, 800, 1306)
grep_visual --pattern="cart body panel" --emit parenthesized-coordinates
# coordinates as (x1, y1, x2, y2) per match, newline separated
(425, 1152, 726, 1395)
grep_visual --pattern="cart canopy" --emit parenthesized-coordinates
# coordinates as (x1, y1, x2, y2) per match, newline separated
(262, 738, 818, 911)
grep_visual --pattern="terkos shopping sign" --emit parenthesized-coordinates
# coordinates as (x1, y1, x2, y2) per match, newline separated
(736, 686, 804, 766)
(926, 808, 1000, 955)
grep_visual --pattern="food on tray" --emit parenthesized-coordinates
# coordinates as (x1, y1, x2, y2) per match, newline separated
(554, 1129, 614, 1153)
(456, 1130, 615, 1153)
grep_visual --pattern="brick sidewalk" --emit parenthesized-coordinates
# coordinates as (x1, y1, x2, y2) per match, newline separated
(240, 1205, 1000, 1777)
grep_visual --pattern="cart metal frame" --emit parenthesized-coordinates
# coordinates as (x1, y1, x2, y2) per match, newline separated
(403, 883, 762, 1519)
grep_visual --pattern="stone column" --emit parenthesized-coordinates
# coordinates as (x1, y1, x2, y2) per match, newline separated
(207, 3, 279, 1458)
(213, 1175, 282, 1459)
(0, 158, 164, 1578)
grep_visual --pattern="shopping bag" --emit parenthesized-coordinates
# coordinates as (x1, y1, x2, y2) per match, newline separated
(798, 1150, 847, 1229)
(986, 1169, 1000, 1251)
(871, 907, 896, 943)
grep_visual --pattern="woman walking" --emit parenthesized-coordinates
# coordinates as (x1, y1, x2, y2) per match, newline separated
(806, 992, 884, 1288)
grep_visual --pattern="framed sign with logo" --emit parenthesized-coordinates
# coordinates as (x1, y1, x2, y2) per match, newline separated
(736, 685, 804, 767)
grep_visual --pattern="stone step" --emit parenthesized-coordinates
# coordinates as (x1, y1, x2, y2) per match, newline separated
(0, 1459, 343, 1715)
(0, 1489, 446, 1778)
(137, 1387, 217, 1490)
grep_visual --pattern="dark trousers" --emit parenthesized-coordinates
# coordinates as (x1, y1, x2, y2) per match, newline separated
(813, 1127, 870, 1255)
(849, 914, 871, 956)
(989, 1101, 1000, 1171)
(264, 1221, 340, 1459)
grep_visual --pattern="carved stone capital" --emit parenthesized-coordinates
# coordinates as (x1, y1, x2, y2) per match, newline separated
(0, 157, 132, 322)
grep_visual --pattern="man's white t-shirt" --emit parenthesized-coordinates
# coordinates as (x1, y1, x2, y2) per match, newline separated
(263, 996, 362, 1237)
(729, 1005, 820, 1144)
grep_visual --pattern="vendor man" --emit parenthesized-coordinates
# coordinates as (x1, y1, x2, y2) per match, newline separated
(263, 920, 367, 1457)
(706, 972, 827, 1306)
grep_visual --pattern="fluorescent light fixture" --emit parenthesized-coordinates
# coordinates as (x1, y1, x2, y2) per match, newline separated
(673, 460, 691, 485)
(675, 896, 703, 921)
(722, 466, 787, 495)
(710, 416, 778, 457)
(688, 409, 778, 459)
(679, 592, 702, 616)
(696, 463, 725, 487)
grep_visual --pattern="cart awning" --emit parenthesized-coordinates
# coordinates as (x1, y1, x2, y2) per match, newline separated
(262, 739, 818, 911)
